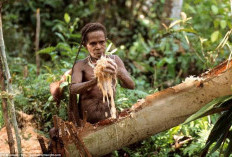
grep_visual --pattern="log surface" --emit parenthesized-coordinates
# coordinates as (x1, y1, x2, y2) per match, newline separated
(66, 60, 232, 156)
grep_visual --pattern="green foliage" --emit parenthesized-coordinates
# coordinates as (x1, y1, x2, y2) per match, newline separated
(0, 107, 3, 128)
(203, 110, 232, 156)
(115, 85, 152, 111)
(184, 95, 232, 124)
(184, 95, 232, 156)
(184, 0, 231, 40)
(13, 68, 62, 133)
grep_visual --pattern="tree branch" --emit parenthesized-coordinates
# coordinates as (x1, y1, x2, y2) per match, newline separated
(0, 3, 22, 156)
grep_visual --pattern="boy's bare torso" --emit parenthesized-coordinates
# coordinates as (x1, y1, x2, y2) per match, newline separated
(73, 56, 116, 123)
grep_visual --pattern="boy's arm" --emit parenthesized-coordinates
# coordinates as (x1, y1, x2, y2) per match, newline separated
(115, 55, 135, 89)
(70, 61, 97, 95)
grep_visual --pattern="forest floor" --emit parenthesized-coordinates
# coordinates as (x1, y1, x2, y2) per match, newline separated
(0, 111, 48, 155)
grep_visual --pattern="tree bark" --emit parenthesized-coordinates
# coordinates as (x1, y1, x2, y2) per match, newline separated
(57, 60, 232, 156)
(162, 0, 183, 26)
(35, 8, 40, 76)
(0, 3, 22, 156)
(170, 0, 183, 19)
(0, 54, 15, 154)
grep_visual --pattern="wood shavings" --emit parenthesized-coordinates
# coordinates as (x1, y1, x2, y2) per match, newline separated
(94, 56, 117, 119)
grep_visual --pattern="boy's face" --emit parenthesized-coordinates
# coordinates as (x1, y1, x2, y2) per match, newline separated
(85, 30, 106, 60)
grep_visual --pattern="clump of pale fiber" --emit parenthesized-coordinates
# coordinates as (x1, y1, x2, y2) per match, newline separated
(184, 75, 204, 82)
(94, 56, 117, 119)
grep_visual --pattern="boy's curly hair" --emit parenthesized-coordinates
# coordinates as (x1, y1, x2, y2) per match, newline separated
(81, 22, 107, 46)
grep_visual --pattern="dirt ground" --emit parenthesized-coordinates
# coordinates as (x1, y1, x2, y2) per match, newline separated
(0, 111, 49, 155)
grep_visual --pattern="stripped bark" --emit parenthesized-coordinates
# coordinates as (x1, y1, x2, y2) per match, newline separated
(35, 8, 40, 76)
(50, 116, 92, 156)
(56, 60, 232, 156)
(0, 3, 22, 155)
(0, 54, 15, 154)
(37, 135, 48, 154)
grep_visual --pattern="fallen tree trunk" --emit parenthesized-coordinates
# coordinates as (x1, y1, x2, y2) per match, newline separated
(56, 60, 232, 156)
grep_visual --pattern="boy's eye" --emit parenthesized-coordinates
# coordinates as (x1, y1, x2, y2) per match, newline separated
(90, 42, 97, 46)
(100, 41, 105, 44)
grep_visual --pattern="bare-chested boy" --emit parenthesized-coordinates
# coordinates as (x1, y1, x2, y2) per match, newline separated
(70, 23, 134, 124)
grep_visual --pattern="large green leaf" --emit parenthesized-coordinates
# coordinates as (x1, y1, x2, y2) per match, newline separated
(202, 110, 232, 155)
(184, 95, 232, 124)
(209, 129, 228, 154)
(224, 131, 232, 157)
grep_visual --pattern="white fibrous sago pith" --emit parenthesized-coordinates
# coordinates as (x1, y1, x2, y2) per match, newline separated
(184, 75, 204, 82)
(94, 56, 117, 119)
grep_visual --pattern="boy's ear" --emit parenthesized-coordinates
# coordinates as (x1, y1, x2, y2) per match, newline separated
(82, 41, 86, 47)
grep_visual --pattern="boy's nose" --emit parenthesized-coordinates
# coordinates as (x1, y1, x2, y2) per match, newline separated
(96, 43, 101, 49)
